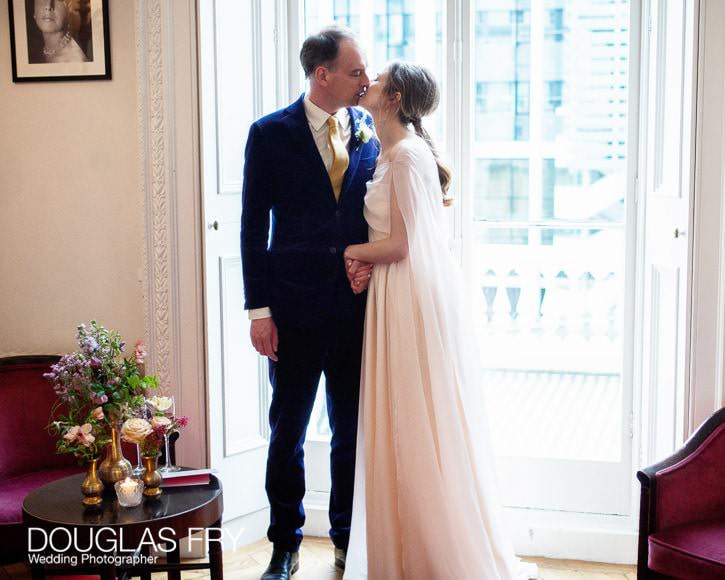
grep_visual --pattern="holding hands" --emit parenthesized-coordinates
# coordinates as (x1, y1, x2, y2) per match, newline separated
(249, 252, 371, 362)
(345, 252, 373, 294)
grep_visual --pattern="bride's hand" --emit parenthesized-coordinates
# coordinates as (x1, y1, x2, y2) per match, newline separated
(347, 259, 373, 293)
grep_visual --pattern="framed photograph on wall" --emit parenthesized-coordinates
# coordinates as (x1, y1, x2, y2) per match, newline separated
(8, 0, 111, 82)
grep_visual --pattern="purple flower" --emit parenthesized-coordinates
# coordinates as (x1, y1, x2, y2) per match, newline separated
(81, 336, 99, 354)
(90, 392, 108, 405)
(90, 357, 102, 369)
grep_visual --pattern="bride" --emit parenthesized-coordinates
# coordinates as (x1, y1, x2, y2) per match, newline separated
(342, 62, 538, 579)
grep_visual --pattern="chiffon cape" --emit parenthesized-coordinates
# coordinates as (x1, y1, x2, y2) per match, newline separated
(344, 134, 536, 579)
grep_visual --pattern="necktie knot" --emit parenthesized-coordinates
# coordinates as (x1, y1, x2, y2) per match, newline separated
(327, 115, 339, 134)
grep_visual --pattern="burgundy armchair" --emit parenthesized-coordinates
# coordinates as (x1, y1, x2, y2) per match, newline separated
(636, 406, 725, 579)
(0, 356, 84, 564)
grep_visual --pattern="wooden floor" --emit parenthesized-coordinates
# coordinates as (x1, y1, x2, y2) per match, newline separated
(1, 537, 636, 580)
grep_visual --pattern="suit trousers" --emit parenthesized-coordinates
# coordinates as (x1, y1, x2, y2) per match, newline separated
(265, 311, 364, 552)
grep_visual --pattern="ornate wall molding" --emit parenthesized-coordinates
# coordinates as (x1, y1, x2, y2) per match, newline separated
(136, 0, 173, 391)
(135, 0, 208, 468)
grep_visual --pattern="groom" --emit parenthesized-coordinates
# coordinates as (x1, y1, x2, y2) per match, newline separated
(241, 26, 378, 580)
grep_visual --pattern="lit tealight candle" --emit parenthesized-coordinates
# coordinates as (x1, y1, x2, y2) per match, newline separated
(115, 477, 143, 507)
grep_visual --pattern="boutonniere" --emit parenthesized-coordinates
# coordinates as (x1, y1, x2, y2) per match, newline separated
(353, 111, 375, 151)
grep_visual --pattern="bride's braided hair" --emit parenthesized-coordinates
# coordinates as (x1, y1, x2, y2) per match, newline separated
(384, 62, 453, 205)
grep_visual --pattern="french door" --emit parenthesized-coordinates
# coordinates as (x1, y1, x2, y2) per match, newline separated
(200, 0, 280, 539)
(301, 0, 637, 517)
(465, 0, 636, 514)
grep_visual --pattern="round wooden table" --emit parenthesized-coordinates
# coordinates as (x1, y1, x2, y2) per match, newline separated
(23, 472, 224, 580)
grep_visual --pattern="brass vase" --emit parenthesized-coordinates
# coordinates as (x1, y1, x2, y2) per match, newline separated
(98, 423, 132, 486)
(141, 455, 163, 497)
(81, 458, 104, 506)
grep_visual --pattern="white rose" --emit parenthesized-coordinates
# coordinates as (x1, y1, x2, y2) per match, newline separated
(121, 418, 153, 444)
(147, 396, 173, 414)
(150, 415, 172, 430)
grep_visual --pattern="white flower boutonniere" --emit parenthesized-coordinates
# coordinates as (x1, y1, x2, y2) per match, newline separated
(354, 111, 375, 150)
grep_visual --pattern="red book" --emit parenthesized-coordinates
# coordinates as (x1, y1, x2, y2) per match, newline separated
(160, 467, 215, 487)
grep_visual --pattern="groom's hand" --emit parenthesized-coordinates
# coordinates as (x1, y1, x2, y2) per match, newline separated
(250, 317, 279, 361)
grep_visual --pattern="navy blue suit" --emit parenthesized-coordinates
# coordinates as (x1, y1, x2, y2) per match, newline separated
(241, 95, 379, 552)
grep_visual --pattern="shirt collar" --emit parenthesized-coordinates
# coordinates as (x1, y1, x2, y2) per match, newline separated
(304, 93, 350, 132)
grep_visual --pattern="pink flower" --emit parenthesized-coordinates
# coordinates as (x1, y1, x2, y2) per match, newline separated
(64, 425, 80, 442)
(92, 407, 104, 421)
(63, 424, 95, 447)
(77, 424, 95, 447)
(91, 392, 108, 405)
(176, 415, 189, 428)
(134, 340, 147, 365)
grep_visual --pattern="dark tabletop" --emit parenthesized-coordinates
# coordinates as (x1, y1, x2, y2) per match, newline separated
(23, 472, 223, 544)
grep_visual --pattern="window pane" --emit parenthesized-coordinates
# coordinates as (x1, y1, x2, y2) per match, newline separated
(474, 159, 529, 221)
(471, 0, 631, 465)
(474, 0, 531, 141)
(542, 0, 630, 146)
(542, 159, 625, 223)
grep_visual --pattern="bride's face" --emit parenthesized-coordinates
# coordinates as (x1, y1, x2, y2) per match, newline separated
(359, 71, 396, 116)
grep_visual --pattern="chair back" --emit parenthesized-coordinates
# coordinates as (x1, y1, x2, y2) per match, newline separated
(0, 356, 79, 479)
(654, 420, 725, 530)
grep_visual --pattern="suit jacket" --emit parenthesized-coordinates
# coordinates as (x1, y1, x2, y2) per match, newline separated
(241, 94, 380, 328)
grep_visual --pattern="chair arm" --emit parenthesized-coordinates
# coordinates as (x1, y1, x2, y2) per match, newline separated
(636, 407, 725, 567)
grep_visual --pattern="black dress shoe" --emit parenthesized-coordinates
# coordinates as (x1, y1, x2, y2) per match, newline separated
(261, 548, 299, 580)
(334, 547, 346, 570)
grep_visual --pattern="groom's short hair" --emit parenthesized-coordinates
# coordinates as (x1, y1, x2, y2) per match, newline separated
(300, 25, 359, 78)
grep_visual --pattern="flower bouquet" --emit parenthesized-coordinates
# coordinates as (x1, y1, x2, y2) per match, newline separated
(121, 410, 188, 496)
(44, 321, 160, 494)
(121, 410, 189, 459)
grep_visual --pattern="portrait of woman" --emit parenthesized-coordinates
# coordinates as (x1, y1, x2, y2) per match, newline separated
(25, 0, 92, 64)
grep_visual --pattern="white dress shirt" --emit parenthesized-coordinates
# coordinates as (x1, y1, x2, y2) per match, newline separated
(248, 94, 352, 320)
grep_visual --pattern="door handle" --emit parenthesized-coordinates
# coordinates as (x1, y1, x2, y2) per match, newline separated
(208, 220, 219, 231)
(674, 228, 686, 239)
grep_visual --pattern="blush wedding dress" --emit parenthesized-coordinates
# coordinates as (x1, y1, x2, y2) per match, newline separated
(343, 133, 538, 580)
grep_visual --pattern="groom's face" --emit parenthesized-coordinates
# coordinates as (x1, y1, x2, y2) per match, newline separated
(324, 40, 370, 109)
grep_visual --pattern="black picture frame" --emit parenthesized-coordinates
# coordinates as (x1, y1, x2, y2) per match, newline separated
(8, 0, 111, 82)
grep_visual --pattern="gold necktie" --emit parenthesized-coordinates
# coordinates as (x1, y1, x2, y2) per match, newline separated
(327, 116, 349, 201)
